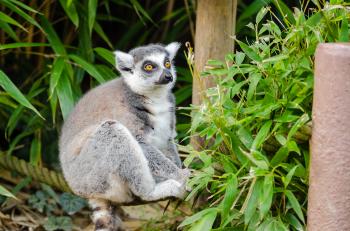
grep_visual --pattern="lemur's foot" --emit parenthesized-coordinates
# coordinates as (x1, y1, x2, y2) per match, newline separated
(176, 168, 191, 192)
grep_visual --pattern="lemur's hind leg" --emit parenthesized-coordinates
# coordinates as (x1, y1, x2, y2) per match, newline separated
(66, 121, 187, 230)
(89, 198, 123, 231)
(101, 121, 186, 201)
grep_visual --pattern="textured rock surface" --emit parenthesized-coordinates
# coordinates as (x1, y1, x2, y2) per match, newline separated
(308, 43, 350, 230)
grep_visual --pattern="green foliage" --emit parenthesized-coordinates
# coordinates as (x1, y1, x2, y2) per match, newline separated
(0, 184, 16, 198)
(28, 190, 58, 214)
(43, 216, 73, 231)
(28, 184, 86, 230)
(59, 192, 87, 215)
(183, 1, 350, 230)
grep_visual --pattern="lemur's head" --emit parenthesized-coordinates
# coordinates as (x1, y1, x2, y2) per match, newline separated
(114, 42, 180, 95)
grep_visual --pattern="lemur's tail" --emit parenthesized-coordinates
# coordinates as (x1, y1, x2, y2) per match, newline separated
(89, 199, 124, 231)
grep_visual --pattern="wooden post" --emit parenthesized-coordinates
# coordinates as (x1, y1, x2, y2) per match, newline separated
(191, 0, 237, 148)
(192, 0, 237, 105)
(308, 43, 350, 230)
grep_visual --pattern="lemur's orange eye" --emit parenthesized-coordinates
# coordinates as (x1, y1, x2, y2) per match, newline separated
(165, 61, 171, 69)
(144, 64, 153, 71)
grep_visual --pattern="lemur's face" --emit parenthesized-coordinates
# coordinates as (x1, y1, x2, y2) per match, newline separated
(136, 52, 174, 85)
(114, 43, 180, 95)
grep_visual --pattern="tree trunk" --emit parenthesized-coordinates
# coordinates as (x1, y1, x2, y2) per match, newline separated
(192, 0, 237, 105)
(191, 0, 237, 147)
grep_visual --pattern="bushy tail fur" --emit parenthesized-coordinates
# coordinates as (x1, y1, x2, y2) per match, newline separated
(89, 199, 124, 231)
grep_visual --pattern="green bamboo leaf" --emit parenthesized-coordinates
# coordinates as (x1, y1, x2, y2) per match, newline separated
(285, 190, 305, 223)
(130, 0, 156, 25)
(251, 120, 272, 150)
(251, 150, 269, 169)
(306, 12, 322, 27)
(95, 65, 116, 81)
(66, 0, 73, 7)
(247, 73, 261, 102)
(270, 146, 289, 167)
(311, 0, 321, 9)
(260, 175, 274, 219)
(273, 0, 296, 25)
(6, 79, 44, 137)
(274, 219, 289, 231)
(0, 70, 43, 119)
(179, 208, 217, 228)
(6, 0, 41, 13)
(283, 165, 299, 188)
(0, 42, 49, 50)
(88, 0, 97, 33)
(218, 154, 238, 173)
(29, 131, 42, 166)
(56, 71, 74, 120)
(0, 11, 27, 31)
(339, 13, 349, 42)
(188, 209, 217, 231)
(39, 15, 66, 55)
(0, 185, 16, 198)
(59, 0, 79, 27)
(237, 0, 272, 32)
(236, 40, 262, 62)
(93, 22, 113, 49)
(8, 130, 34, 155)
(262, 54, 289, 63)
(237, 126, 253, 149)
(287, 140, 300, 154)
(5, 106, 23, 138)
(287, 114, 309, 140)
(235, 51, 246, 65)
(221, 127, 248, 166)
(0, 94, 16, 108)
(1, 0, 42, 29)
(275, 134, 287, 145)
(49, 57, 65, 98)
(0, 21, 19, 41)
(50, 91, 58, 124)
(256, 7, 268, 24)
(220, 174, 238, 224)
(11, 177, 32, 196)
(69, 54, 106, 83)
(175, 85, 192, 105)
(244, 179, 262, 225)
(286, 213, 304, 231)
(230, 80, 247, 97)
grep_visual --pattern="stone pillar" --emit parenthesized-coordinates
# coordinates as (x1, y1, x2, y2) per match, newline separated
(308, 43, 350, 230)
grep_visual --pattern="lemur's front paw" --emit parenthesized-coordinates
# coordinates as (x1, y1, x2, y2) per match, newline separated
(181, 168, 191, 179)
(177, 168, 191, 190)
(166, 179, 187, 199)
(182, 169, 193, 192)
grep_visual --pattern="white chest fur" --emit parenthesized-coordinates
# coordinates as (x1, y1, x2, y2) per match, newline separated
(146, 97, 173, 149)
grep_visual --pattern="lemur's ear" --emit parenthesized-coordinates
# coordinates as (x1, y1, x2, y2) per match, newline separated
(114, 51, 134, 73)
(165, 42, 181, 60)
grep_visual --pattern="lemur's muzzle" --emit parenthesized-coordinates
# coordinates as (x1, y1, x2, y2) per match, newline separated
(157, 70, 173, 84)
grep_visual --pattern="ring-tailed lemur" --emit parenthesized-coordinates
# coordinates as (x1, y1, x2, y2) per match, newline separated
(59, 42, 190, 231)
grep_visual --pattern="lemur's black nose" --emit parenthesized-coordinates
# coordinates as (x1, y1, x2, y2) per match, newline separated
(157, 70, 173, 84)
(165, 74, 173, 82)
